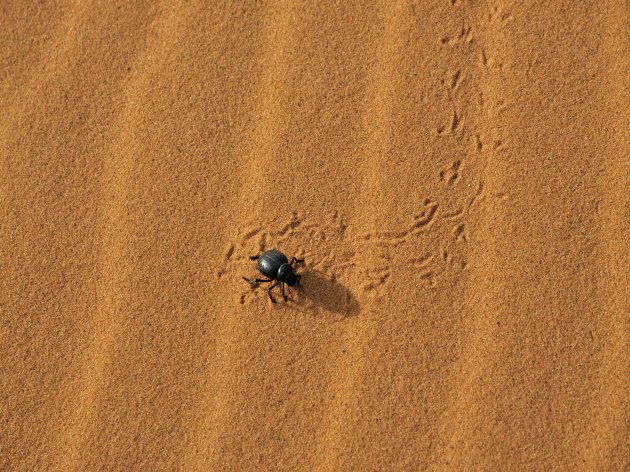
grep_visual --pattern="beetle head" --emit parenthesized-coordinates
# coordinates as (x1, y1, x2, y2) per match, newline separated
(277, 263, 294, 284)
(285, 273, 299, 287)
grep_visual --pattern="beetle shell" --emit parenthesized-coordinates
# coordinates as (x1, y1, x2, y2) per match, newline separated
(257, 249, 288, 278)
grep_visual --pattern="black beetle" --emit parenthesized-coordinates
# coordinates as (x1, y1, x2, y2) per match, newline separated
(242, 249, 304, 303)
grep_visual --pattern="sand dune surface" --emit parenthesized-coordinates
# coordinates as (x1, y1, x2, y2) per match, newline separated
(1, 1, 628, 470)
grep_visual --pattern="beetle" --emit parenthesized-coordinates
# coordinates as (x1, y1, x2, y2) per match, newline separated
(242, 249, 304, 303)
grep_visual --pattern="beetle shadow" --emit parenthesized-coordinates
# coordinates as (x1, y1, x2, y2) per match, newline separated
(284, 269, 359, 317)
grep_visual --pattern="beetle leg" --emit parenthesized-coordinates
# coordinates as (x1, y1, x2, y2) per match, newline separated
(249, 255, 260, 260)
(267, 280, 279, 303)
(290, 257, 304, 266)
(243, 276, 272, 285)
(281, 282, 288, 301)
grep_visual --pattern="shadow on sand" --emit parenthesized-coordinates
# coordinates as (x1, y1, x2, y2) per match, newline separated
(282, 269, 359, 318)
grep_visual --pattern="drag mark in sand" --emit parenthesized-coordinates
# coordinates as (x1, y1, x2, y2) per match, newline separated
(310, 2, 407, 469)
(430, 2, 517, 466)
(580, 1, 629, 467)
(186, 3, 302, 469)
(0, 4, 99, 467)
(50, 5, 181, 469)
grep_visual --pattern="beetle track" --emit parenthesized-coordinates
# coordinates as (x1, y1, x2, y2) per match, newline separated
(225, 243, 235, 260)
(226, 200, 471, 294)
(362, 270, 391, 293)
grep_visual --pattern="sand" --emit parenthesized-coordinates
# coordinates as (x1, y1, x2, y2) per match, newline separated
(1, 1, 628, 470)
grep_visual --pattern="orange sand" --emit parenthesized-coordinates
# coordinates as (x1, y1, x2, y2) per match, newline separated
(1, 1, 628, 470)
